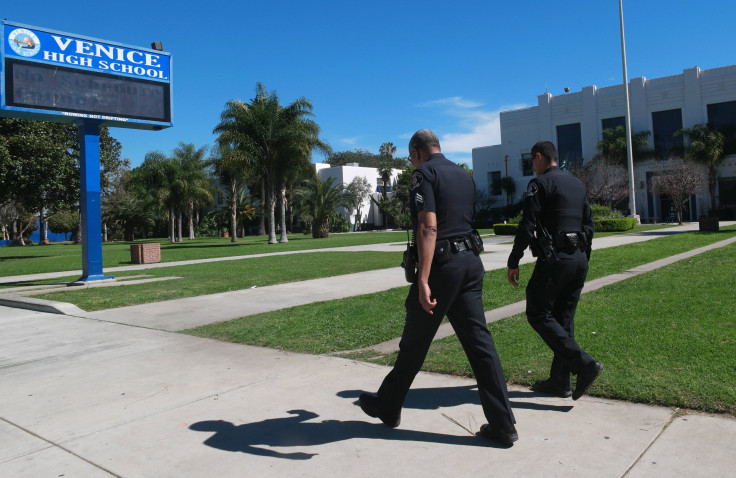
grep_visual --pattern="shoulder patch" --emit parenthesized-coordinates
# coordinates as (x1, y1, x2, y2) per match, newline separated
(410, 171, 423, 190)
(527, 181, 539, 196)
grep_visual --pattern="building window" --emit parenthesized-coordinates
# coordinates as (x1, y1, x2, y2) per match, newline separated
(217, 191, 225, 206)
(489, 171, 502, 195)
(521, 153, 533, 176)
(707, 100, 736, 131)
(707, 101, 736, 150)
(601, 116, 625, 132)
(652, 109, 683, 158)
(556, 123, 582, 170)
(719, 177, 736, 207)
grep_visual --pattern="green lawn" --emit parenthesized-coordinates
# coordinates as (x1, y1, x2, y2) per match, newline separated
(26, 251, 403, 311)
(422, 243, 736, 415)
(0, 231, 408, 277)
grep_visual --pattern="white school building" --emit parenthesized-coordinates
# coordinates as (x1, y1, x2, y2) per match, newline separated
(472, 64, 736, 222)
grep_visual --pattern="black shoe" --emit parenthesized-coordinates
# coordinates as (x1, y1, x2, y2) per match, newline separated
(532, 378, 572, 398)
(573, 361, 604, 400)
(359, 393, 401, 428)
(477, 423, 518, 447)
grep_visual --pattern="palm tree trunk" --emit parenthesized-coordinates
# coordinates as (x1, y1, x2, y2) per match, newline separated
(177, 209, 183, 242)
(267, 191, 277, 244)
(188, 201, 195, 240)
(258, 178, 267, 236)
(169, 206, 175, 243)
(230, 179, 238, 242)
(279, 185, 288, 243)
(708, 167, 717, 215)
(75, 213, 82, 244)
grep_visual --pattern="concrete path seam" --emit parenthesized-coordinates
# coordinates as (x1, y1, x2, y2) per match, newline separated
(620, 410, 680, 478)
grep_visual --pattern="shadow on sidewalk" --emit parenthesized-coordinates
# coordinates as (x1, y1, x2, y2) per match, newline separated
(190, 408, 495, 460)
(339, 385, 573, 413)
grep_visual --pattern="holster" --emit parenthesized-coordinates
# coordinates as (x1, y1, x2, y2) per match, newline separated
(469, 229, 484, 255)
(434, 240, 451, 265)
(401, 245, 417, 283)
(535, 226, 559, 265)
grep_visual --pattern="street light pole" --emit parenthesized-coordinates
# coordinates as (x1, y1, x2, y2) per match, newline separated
(619, 0, 639, 222)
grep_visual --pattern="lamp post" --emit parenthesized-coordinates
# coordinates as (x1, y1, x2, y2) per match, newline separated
(619, 0, 639, 222)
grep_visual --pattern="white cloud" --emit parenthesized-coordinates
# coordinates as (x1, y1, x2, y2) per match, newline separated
(417, 97, 529, 156)
(418, 97, 484, 109)
(339, 136, 360, 145)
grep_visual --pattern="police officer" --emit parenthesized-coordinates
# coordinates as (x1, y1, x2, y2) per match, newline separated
(507, 141, 602, 400)
(360, 129, 517, 446)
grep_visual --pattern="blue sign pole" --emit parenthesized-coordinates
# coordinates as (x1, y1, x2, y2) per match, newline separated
(77, 121, 113, 282)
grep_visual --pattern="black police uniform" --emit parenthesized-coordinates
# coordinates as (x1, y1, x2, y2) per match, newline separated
(508, 166, 596, 388)
(376, 153, 516, 431)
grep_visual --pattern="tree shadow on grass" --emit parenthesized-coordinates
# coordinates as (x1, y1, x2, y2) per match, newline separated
(190, 408, 493, 460)
(0, 256, 39, 261)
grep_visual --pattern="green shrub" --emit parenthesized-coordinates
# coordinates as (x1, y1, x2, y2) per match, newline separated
(195, 215, 220, 237)
(591, 203, 623, 220)
(594, 217, 637, 232)
(508, 213, 523, 224)
(493, 223, 518, 235)
(329, 211, 351, 233)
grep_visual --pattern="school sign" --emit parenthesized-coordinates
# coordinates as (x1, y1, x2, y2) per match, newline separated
(1, 21, 173, 281)
(1, 20, 172, 129)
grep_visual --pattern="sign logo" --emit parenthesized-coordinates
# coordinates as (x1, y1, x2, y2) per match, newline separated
(8, 28, 41, 57)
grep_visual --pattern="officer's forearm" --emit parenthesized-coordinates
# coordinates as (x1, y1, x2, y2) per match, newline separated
(417, 214, 437, 283)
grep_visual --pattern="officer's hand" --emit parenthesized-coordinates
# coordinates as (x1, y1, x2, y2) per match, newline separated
(507, 268, 520, 288)
(419, 281, 437, 314)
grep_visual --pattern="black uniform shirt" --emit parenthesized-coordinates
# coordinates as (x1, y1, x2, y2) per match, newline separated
(508, 166, 594, 269)
(409, 153, 475, 240)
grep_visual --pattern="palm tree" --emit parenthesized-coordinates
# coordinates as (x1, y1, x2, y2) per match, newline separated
(133, 151, 180, 243)
(209, 142, 251, 242)
(377, 163, 393, 200)
(379, 142, 397, 157)
(596, 126, 653, 165)
(675, 124, 726, 214)
(293, 176, 351, 238)
(214, 83, 330, 244)
(172, 143, 214, 240)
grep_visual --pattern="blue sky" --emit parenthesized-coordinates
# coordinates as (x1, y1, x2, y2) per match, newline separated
(3, 0, 735, 167)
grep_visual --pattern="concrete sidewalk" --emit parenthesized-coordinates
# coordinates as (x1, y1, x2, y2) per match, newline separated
(2, 306, 735, 477)
(2, 223, 736, 476)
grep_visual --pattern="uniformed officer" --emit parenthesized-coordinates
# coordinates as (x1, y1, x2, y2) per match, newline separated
(360, 129, 517, 446)
(507, 141, 603, 400)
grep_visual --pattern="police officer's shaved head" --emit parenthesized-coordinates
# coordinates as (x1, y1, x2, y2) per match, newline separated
(409, 129, 441, 154)
(531, 141, 558, 164)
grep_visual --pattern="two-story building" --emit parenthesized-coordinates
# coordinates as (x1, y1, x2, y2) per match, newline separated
(473, 64, 736, 221)
(315, 162, 403, 229)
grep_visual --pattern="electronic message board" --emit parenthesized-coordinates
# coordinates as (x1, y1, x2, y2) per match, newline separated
(1, 21, 172, 129)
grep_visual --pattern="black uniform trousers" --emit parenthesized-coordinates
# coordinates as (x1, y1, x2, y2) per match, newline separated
(377, 250, 516, 430)
(526, 248, 594, 386)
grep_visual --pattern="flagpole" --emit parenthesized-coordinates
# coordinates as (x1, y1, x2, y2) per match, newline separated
(619, 0, 639, 222)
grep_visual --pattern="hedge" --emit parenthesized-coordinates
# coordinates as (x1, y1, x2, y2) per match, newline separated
(493, 223, 518, 235)
(593, 217, 637, 232)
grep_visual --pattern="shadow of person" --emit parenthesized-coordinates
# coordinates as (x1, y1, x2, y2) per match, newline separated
(190, 408, 497, 460)
(338, 385, 573, 413)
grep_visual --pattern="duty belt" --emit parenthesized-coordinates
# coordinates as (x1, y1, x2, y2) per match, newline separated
(450, 237, 471, 253)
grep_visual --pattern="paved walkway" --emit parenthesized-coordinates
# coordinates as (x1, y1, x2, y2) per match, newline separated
(1, 223, 736, 477)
